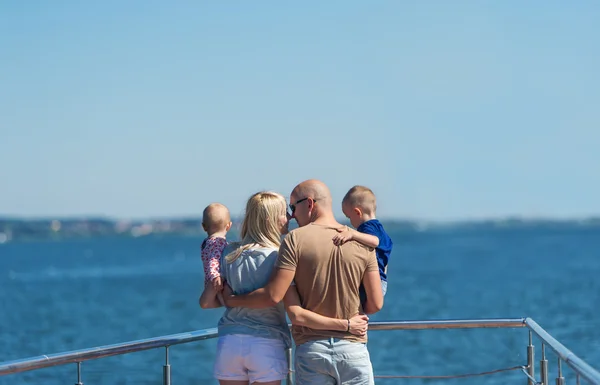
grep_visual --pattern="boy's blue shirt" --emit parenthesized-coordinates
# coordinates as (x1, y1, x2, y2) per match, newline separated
(357, 219, 393, 281)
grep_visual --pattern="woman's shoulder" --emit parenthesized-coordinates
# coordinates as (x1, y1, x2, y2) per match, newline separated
(238, 245, 278, 258)
(221, 243, 277, 261)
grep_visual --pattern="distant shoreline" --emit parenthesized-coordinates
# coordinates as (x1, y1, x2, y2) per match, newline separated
(1, 216, 598, 244)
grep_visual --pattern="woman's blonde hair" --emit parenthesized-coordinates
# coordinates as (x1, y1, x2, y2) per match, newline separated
(225, 191, 287, 263)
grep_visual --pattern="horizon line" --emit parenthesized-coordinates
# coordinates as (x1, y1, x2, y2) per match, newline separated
(2, 214, 600, 224)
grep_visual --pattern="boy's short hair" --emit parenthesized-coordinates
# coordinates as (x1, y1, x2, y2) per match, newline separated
(342, 185, 377, 215)
(202, 203, 231, 233)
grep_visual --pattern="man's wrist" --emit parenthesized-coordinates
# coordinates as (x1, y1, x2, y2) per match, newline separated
(346, 319, 350, 332)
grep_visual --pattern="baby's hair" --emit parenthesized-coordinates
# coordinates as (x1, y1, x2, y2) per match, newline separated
(342, 185, 377, 215)
(202, 203, 231, 234)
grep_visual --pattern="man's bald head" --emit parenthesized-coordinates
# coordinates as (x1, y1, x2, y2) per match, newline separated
(289, 179, 337, 228)
(289, 179, 341, 227)
(292, 179, 332, 207)
(202, 203, 231, 235)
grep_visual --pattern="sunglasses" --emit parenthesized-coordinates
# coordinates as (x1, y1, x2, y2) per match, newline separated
(288, 197, 316, 216)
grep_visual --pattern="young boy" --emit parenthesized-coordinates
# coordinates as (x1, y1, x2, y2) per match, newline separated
(200, 203, 232, 294)
(333, 185, 393, 304)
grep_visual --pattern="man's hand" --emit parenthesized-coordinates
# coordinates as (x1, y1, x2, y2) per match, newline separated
(348, 314, 369, 336)
(212, 276, 223, 292)
(221, 282, 234, 307)
(333, 226, 354, 246)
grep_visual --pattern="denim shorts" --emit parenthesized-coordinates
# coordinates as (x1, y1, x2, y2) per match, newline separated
(295, 338, 374, 385)
(213, 334, 288, 383)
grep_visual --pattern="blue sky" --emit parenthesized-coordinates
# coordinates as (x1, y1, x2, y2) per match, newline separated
(1, 1, 599, 221)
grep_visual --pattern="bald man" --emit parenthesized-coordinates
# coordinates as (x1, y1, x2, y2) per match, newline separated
(224, 179, 383, 385)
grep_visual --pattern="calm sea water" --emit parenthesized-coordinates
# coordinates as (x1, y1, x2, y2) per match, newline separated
(1, 224, 599, 385)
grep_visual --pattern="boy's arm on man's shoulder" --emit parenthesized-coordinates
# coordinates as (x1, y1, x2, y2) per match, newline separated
(333, 227, 379, 248)
(352, 230, 379, 248)
(357, 221, 383, 247)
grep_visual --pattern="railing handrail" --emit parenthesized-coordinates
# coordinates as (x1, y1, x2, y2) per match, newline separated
(1, 316, 599, 385)
(525, 317, 600, 385)
(0, 318, 525, 376)
(0, 327, 218, 376)
(369, 318, 526, 330)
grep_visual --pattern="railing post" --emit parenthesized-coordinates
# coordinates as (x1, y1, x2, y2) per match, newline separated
(286, 347, 294, 385)
(540, 344, 548, 385)
(163, 346, 171, 385)
(75, 362, 83, 385)
(527, 330, 535, 385)
(556, 358, 565, 385)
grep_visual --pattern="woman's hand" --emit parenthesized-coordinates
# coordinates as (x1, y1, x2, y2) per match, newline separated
(199, 282, 222, 309)
(212, 276, 223, 292)
(348, 314, 369, 336)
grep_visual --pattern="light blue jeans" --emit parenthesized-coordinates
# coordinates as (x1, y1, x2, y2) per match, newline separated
(295, 338, 374, 385)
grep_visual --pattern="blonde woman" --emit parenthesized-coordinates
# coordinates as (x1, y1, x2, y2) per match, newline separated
(200, 191, 291, 385)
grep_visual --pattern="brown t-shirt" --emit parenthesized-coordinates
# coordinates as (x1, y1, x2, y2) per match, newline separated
(276, 223, 378, 345)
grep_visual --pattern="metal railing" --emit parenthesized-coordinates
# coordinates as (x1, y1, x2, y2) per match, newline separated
(0, 327, 219, 385)
(0, 318, 599, 385)
(525, 318, 600, 385)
